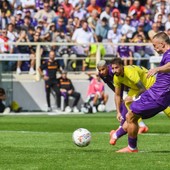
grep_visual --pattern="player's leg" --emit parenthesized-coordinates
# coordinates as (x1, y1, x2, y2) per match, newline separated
(45, 83, 51, 111)
(125, 93, 149, 134)
(138, 118, 149, 134)
(70, 92, 80, 107)
(117, 91, 166, 153)
(110, 103, 127, 145)
(70, 92, 80, 112)
(52, 83, 61, 109)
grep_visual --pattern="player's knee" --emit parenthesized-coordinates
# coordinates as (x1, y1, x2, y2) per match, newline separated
(126, 111, 138, 124)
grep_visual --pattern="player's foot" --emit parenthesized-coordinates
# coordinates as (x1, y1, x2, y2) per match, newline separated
(109, 130, 117, 145)
(116, 146, 138, 153)
(138, 126, 149, 134)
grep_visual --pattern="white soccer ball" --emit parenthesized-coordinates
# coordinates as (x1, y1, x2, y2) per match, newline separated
(97, 104, 106, 112)
(72, 128, 91, 147)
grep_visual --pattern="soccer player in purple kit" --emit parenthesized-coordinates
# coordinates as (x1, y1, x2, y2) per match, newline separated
(97, 60, 148, 135)
(117, 31, 170, 153)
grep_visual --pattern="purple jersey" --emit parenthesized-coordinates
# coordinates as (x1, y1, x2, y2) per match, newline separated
(99, 64, 115, 91)
(117, 46, 131, 57)
(148, 49, 170, 107)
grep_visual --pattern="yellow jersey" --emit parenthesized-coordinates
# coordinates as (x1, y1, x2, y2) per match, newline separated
(113, 65, 155, 94)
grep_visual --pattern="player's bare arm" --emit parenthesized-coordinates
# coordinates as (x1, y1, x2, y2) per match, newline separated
(135, 81, 146, 98)
(147, 62, 170, 78)
(115, 86, 122, 122)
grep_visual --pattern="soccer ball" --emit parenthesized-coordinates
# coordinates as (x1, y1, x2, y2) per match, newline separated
(72, 128, 91, 147)
(97, 104, 106, 112)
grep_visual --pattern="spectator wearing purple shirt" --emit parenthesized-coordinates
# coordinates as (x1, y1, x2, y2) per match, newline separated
(117, 36, 133, 65)
(35, 0, 44, 11)
(117, 32, 170, 153)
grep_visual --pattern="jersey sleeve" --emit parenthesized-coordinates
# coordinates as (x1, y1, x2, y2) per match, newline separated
(113, 75, 121, 87)
(40, 60, 47, 70)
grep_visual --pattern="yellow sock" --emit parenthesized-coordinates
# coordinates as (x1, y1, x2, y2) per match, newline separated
(163, 107, 170, 118)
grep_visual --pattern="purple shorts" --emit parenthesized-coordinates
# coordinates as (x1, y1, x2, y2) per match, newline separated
(130, 90, 166, 119)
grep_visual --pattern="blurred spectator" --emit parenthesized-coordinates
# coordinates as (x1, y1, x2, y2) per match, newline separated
(66, 18, 75, 35)
(34, 2, 56, 24)
(61, 0, 74, 18)
(144, 11, 153, 32)
(96, 0, 107, 9)
(29, 31, 43, 74)
(132, 23, 148, 42)
(132, 34, 150, 68)
(117, 36, 133, 66)
(87, 0, 102, 14)
(16, 30, 30, 74)
(128, 0, 146, 19)
(100, 4, 111, 20)
(107, 24, 121, 43)
(121, 16, 136, 40)
(1, 0, 13, 18)
(87, 9, 99, 31)
(8, 0, 21, 10)
(21, 0, 36, 16)
(107, 24, 121, 55)
(148, 22, 159, 40)
(24, 10, 38, 27)
(58, 70, 80, 113)
(49, 0, 58, 12)
(7, 23, 18, 42)
(15, 10, 24, 27)
(109, 9, 121, 28)
(95, 17, 110, 39)
(35, 0, 44, 11)
(130, 11, 139, 28)
(53, 6, 68, 25)
(72, 20, 94, 56)
(55, 17, 68, 34)
(20, 16, 33, 32)
(118, 0, 131, 14)
(27, 27, 35, 41)
(73, 3, 87, 20)
(0, 29, 14, 71)
(0, 9, 9, 30)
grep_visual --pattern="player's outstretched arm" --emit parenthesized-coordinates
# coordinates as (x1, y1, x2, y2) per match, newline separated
(147, 62, 170, 78)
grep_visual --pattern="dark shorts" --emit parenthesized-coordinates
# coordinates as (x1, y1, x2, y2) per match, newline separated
(130, 90, 167, 119)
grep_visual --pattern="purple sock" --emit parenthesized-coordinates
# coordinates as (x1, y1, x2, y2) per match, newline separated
(116, 127, 127, 138)
(128, 136, 137, 149)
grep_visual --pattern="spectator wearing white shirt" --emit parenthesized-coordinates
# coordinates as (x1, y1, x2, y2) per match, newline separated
(107, 24, 121, 56)
(0, 29, 14, 71)
(100, 5, 111, 21)
(72, 20, 94, 70)
(34, 2, 56, 24)
(121, 16, 136, 40)
(20, 0, 36, 16)
(7, 23, 18, 42)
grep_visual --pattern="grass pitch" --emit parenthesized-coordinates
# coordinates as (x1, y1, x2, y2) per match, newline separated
(0, 112, 170, 170)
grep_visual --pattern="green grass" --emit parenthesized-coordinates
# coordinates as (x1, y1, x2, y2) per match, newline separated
(0, 112, 170, 170)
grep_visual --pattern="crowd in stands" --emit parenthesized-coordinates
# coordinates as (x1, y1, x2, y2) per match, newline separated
(0, 0, 170, 74)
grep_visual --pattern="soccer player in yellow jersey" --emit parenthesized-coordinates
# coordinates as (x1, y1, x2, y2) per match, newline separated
(110, 58, 170, 146)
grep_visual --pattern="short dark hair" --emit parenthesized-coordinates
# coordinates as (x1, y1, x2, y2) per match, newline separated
(153, 31, 170, 44)
(111, 58, 124, 66)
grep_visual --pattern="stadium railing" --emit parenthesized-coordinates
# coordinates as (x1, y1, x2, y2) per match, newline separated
(0, 42, 160, 81)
